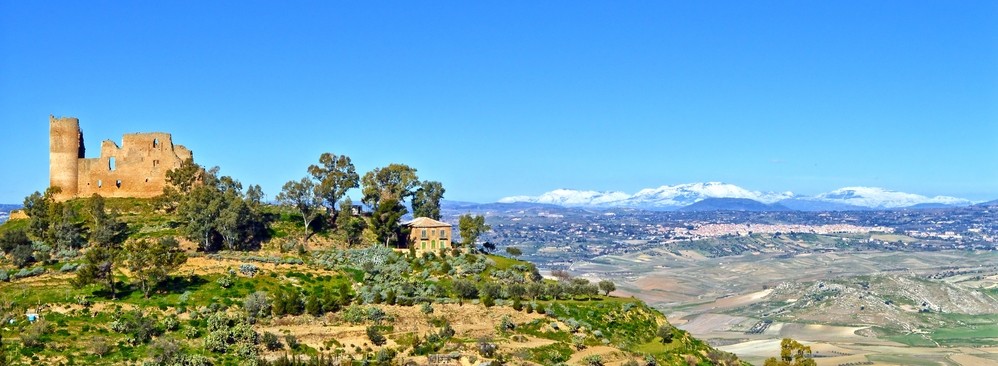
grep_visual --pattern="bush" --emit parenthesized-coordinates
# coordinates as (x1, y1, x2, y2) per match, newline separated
(366, 326, 386, 346)
(239, 263, 259, 277)
(161, 315, 180, 332)
(262, 332, 283, 351)
(110, 310, 159, 345)
(498, 315, 515, 333)
(88, 336, 111, 357)
(217, 273, 235, 288)
(203, 331, 228, 353)
(285, 334, 300, 351)
(21, 320, 49, 348)
(421, 302, 434, 314)
(477, 337, 498, 358)
(657, 324, 674, 343)
(583, 354, 605, 366)
(150, 337, 183, 365)
(244, 291, 271, 319)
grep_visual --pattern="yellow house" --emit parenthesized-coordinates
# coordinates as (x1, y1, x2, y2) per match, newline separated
(404, 217, 453, 253)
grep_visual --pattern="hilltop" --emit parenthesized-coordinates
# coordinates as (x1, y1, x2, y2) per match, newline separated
(0, 193, 742, 365)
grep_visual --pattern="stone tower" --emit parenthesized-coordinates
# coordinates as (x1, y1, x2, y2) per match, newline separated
(49, 116, 85, 201)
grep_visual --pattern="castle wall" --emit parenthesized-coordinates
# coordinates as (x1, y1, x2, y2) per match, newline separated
(49, 116, 194, 201)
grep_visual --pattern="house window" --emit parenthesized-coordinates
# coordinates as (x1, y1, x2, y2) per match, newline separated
(440, 230, 447, 239)
(432, 240, 436, 249)
(109, 157, 116, 171)
(421, 242, 426, 250)
(116, 180, 122, 188)
(421, 229, 427, 239)
(153, 160, 159, 167)
(153, 138, 159, 148)
(97, 180, 102, 188)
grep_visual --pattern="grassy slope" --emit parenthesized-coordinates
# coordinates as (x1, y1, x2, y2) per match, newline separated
(0, 198, 739, 365)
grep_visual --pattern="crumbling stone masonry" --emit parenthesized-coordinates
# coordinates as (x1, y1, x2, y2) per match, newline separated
(49, 115, 193, 201)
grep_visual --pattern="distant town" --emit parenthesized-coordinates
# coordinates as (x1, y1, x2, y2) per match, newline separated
(441, 202, 998, 267)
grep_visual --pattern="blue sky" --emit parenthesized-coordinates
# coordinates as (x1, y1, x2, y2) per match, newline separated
(1, 1, 996, 204)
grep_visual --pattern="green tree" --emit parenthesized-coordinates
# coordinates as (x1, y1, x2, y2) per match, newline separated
(505, 246, 522, 256)
(337, 198, 366, 246)
(308, 153, 359, 228)
(86, 194, 128, 248)
(276, 177, 322, 243)
(412, 181, 445, 220)
(173, 168, 266, 252)
(74, 194, 127, 299)
(764, 338, 816, 366)
(598, 280, 616, 296)
(0, 228, 34, 268)
(371, 199, 406, 246)
(165, 157, 203, 194)
(453, 279, 479, 299)
(178, 183, 225, 251)
(360, 164, 419, 208)
(23, 187, 59, 239)
(50, 205, 85, 253)
(123, 237, 188, 298)
(458, 214, 491, 248)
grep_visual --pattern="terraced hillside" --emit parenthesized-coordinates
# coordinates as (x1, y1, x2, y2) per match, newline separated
(0, 197, 741, 365)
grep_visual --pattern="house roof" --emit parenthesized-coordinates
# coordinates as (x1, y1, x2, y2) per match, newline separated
(404, 217, 452, 228)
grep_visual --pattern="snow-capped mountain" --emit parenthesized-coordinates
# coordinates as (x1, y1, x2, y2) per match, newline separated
(497, 189, 630, 206)
(498, 183, 973, 210)
(626, 182, 793, 207)
(809, 187, 971, 209)
(499, 182, 794, 209)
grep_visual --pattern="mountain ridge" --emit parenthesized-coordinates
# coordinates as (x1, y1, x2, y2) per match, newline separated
(498, 183, 976, 211)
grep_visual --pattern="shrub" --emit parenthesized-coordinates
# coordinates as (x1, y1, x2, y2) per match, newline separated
(583, 354, 605, 366)
(110, 310, 159, 345)
(477, 337, 498, 358)
(183, 327, 200, 339)
(285, 334, 300, 350)
(244, 291, 271, 319)
(239, 263, 259, 277)
(162, 315, 180, 332)
(657, 324, 674, 343)
(21, 320, 49, 348)
(262, 332, 283, 351)
(420, 302, 434, 314)
(216, 273, 235, 288)
(366, 326, 386, 346)
(498, 315, 515, 333)
(204, 331, 228, 353)
(88, 336, 111, 357)
(150, 337, 183, 365)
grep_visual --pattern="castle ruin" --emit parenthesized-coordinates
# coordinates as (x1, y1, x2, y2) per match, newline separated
(49, 115, 193, 201)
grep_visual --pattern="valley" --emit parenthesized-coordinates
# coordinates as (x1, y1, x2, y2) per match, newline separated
(458, 201, 998, 365)
(578, 249, 998, 365)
